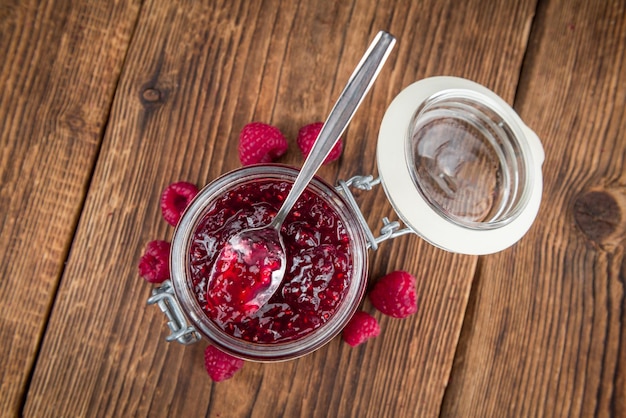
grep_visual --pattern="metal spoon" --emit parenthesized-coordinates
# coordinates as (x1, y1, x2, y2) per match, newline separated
(207, 31, 396, 316)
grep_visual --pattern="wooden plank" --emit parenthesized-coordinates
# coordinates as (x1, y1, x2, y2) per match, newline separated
(0, 1, 140, 416)
(441, 0, 626, 416)
(23, 0, 537, 416)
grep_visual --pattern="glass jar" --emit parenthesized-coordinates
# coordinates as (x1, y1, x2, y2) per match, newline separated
(147, 76, 545, 361)
(166, 165, 368, 361)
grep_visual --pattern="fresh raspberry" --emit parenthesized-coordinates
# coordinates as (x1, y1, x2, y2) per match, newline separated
(297, 122, 343, 164)
(368, 271, 418, 318)
(342, 311, 380, 347)
(160, 181, 199, 226)
(204, 345, 245, 382)
(138, 240, 171, 283)
(238, 122, 288, 166)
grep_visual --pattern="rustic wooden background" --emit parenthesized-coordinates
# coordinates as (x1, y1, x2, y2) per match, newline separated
(1, 0, 624, 416)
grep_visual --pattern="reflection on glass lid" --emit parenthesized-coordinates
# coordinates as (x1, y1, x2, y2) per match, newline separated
(407, 90, 530, 230)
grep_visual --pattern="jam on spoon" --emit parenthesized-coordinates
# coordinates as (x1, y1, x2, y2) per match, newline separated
(206, 228, 284, 320)
(206, 31, 396, 315)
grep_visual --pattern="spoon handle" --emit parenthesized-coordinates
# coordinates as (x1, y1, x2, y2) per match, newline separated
(272, 31, 396, 228)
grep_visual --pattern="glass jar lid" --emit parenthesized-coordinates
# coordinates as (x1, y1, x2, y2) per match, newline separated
(377, 77, 544, 255)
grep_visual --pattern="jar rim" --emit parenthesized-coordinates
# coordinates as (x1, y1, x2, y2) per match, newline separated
(170, 165, 369, 361)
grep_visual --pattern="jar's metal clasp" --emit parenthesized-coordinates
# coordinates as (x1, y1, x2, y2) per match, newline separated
(336, 175, 413, 250)
(147, 280, 201, 345)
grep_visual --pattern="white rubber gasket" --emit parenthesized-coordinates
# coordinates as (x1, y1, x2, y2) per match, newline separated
(376, 76, 544, 255)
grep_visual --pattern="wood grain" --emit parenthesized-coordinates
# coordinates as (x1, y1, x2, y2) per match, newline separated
(441, 0, 626, 416)
(0, 1, 140, 416)
(19, 0, 541, 416)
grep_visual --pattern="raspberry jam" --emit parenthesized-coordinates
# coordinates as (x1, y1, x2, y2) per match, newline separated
(190, 180, 353, 343)
(204, 228, 284, 321)
(170, 165, 368, 361)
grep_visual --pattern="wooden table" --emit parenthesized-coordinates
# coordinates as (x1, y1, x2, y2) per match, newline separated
(2, 0, 624, 416)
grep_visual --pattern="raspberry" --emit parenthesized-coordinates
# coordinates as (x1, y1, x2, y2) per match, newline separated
(238, 122, 288, 166)
(297, 122, 343, 164)
(342, 311, 380, 347)
(368, 271, 418, 318)
(204, 345, 244, 382)
(138, 240, 171, 283)
(160, 181, 199, 226)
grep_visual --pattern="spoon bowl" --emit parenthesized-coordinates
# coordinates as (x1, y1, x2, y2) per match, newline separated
(206, 226, 285, 320)
(206, 31, 396, 314)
